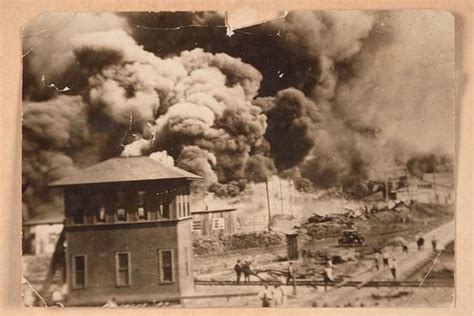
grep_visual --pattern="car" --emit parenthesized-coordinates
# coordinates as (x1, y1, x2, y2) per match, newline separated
(338, 229, 365, 247)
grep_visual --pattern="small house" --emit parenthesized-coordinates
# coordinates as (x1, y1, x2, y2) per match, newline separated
(392, 173, 454, 205)
(22, 216, 64, 255)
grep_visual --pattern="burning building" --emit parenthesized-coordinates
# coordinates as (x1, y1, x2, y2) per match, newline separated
(49, 156, 201, 306)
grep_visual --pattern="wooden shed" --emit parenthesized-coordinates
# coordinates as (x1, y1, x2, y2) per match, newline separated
(190, 207, 237, 237)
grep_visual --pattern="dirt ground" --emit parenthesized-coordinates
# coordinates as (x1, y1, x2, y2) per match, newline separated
(22, 202, 454, 307)
(190, 203, 454, 307)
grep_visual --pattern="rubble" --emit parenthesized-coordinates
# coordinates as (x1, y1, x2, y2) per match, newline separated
(299, 214, 354, 240)
(193, 231, 285, 256)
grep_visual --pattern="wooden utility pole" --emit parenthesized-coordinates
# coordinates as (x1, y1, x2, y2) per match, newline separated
(288, 179, 294, 216)
(265, 177, 272, 231)
(279, 178, 284, 214)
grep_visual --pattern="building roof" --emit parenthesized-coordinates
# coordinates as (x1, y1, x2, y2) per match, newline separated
(191, 207, 237, 215)
(50, 156, 202, 187)
(22, 216, 64, 227)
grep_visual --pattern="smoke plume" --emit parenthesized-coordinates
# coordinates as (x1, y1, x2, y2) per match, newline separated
(22, 11, 454, 219)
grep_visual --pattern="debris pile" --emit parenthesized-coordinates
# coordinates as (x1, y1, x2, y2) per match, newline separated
(193, 231, 285, 256)
(299, 214, 354, 240)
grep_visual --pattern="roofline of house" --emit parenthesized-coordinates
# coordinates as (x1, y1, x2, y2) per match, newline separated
(191, 208, 237, 214)
(22, 218, 65, 226)
(49, 176, 202, 188)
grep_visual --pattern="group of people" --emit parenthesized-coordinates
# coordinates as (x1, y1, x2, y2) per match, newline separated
(233, 259, 255, 283)
(373, 250, 398, 280)
(416, 234, 439, 252)
(371, 233, 440, 281)
(258, 284, 287, 307)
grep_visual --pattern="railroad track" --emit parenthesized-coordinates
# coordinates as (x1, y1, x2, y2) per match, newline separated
(195, 279, 453, 288)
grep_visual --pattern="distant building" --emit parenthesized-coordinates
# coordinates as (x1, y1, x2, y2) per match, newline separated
(191, 207, 237, 237)
(392, 173, 454, 205)
(22, 217, 64, 255)
(50, 157, 201, 306)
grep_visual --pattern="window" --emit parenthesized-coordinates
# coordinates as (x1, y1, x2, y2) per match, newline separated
(117, 208, 126, 221)
(162, 201, 170, 219)
(97, 207, 106, 223)
(212, 217, 225, 230)
(117, 191, 126, 222)
(156, 193, 171, 219)
(137, 191, 146, 220)
(72, 255, 87, 289)
(159, 250, 174, 283)
(115, 252, 131, 286)
(418, 184, 432, 190)
(48, 233, 59, 245)
(191, 220, 202, 231)
(73, 209, 85, 224)
(183, 195, 190, 216)
(176, 195, 183, 217)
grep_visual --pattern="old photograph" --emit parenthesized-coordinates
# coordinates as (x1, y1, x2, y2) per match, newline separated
(21, 10, 455, 308)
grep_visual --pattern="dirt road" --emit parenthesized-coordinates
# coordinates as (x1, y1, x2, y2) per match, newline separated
(287, 220, 454, 307)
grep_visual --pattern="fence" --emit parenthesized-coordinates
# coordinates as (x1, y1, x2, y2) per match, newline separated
(237, 215, 268, 233)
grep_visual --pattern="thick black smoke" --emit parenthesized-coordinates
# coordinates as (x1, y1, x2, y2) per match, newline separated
(262, 88, 321, 170)
(22, 11, 454, 219)
(407, 153, 454, 178)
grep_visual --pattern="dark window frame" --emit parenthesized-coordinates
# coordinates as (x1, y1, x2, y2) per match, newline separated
(158, 249, 174, 284)
(191, 220, 202, 231)
(72, 254, 87, 289)
(115, 252, 132, 287)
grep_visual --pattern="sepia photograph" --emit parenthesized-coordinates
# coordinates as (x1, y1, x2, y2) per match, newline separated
(20, 10, 456, 308)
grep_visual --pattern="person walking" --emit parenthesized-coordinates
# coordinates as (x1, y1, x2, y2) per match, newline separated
(389, 258, 398, 281)
(417, 235, 425, 251)
(286, 262, 295, 284)
(234, 260, 242, 284)
(323, 265, 334, 292)
(258, 285, 273, 307)
(431, 236, 438, 252)
(373, 251, 381, 271)
(401, 240, 408, 254)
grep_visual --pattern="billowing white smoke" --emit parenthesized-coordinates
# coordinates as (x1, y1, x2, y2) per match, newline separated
(72, 30, 266, 184)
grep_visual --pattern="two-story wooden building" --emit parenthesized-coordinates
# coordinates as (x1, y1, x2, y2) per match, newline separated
(50, 156, 201, 306)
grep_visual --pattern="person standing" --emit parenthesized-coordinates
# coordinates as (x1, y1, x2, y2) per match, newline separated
(417, 235, 425, 251)
(234, 260, 242, 284)
(389, 258, 398, 281)
(401, 240, 408, 254)
(272, 284, 283, 307)
(258, 285, 273, 307)
(242, 260, 251, 283)
(382, 251, 390, 268)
